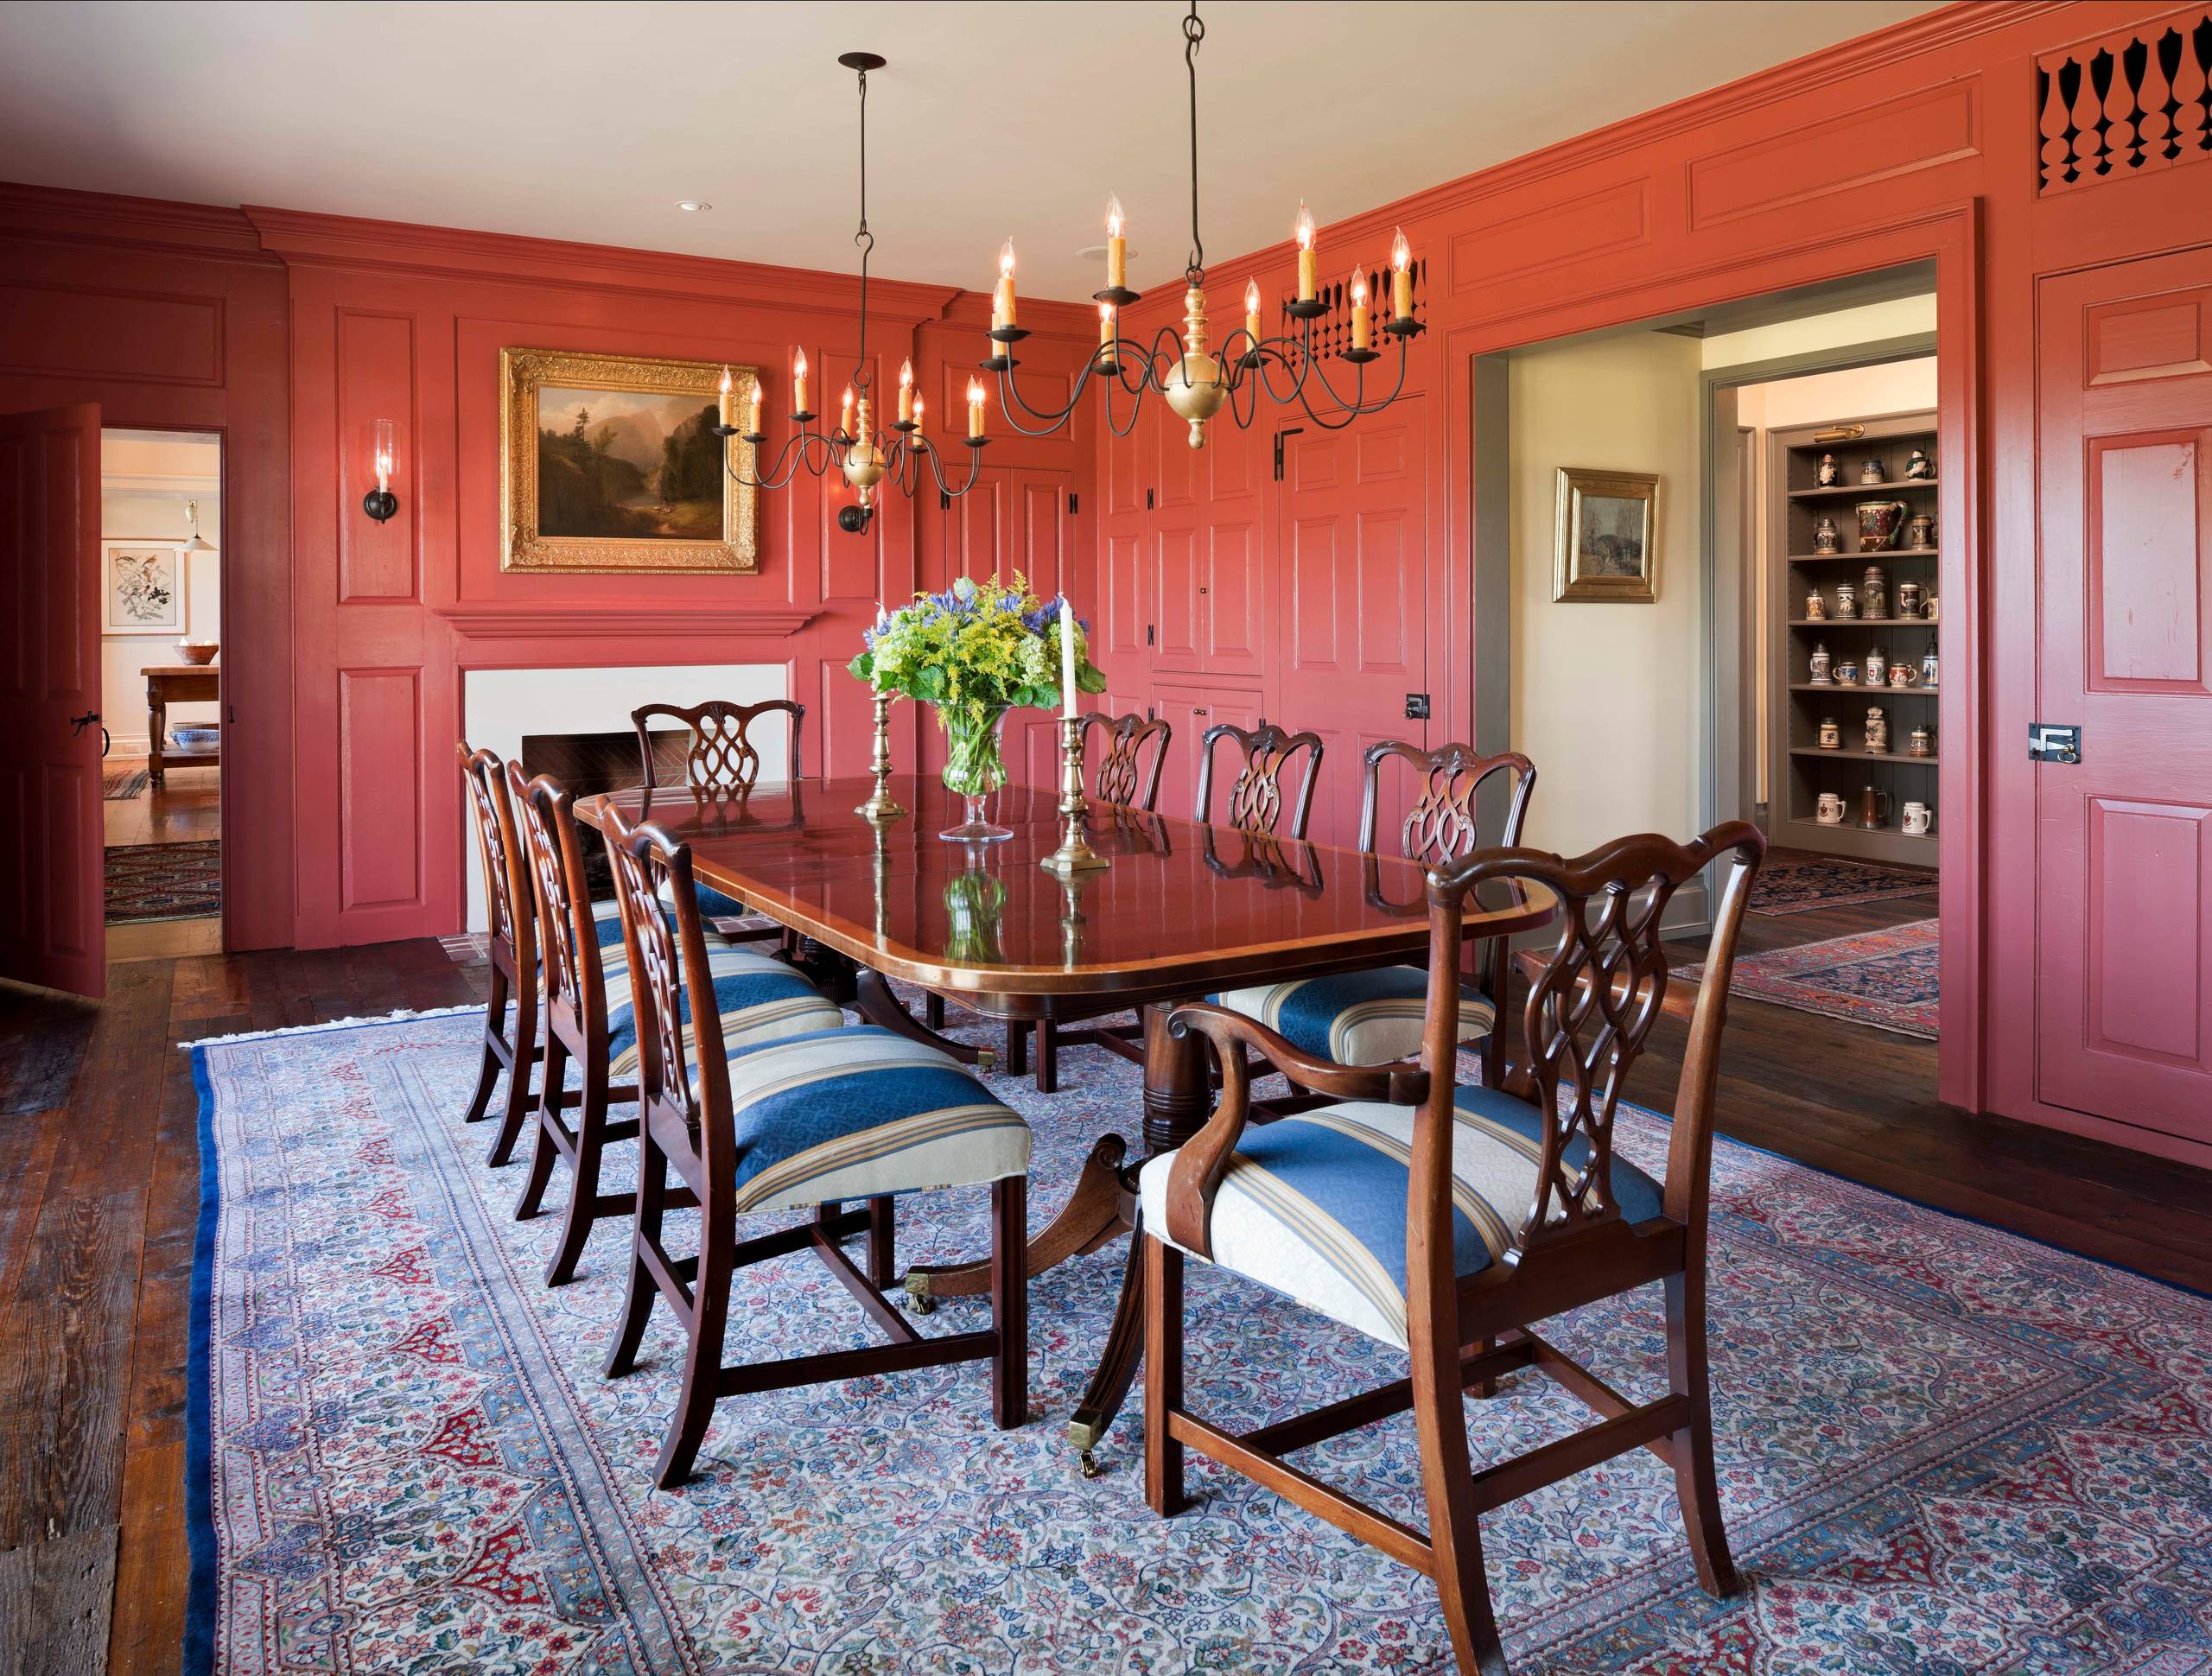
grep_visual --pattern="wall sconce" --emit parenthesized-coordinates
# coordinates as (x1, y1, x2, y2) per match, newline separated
(363, 418, 398, 523)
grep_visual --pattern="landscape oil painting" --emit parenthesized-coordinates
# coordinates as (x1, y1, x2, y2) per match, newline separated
(1552, 467, 1659, 602)
(500, 348, 759, 573)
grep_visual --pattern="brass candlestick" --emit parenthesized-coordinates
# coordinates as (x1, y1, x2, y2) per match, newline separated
(855, 689, 907, 822)
(1039, 714, 1108, 875)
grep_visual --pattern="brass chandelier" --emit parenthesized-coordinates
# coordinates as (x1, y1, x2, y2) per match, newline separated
(983, 0, 1424, 450)
(715, 52, 989, 535)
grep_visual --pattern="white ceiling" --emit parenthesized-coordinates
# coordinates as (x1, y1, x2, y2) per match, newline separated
(0, 1, 1937, 301)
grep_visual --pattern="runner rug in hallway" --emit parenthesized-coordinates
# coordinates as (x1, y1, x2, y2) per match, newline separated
(1684, 917, 1940, 1039)
(1748, 848, 1939, 916)
(188, 1007, 2209, 1673)
(105, 838, 219, 923)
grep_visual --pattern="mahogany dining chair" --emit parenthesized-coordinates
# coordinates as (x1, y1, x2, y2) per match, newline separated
(455, 743, 543, 1166)
(632, 697, 805, 931)
(597, 798, 1033, 1488)
(1138, 822, 1765, 1676)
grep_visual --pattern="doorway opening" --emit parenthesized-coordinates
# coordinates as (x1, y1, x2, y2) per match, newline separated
(1474, 263, 1942, 1084)
(99, 427, 224, 961)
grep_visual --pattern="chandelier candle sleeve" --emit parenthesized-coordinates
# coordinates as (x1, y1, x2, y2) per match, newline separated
(1350, 273, 1371, 352)
(718, 366, 734, 429)
(967, 378, 986, 439)
(898, 359, 913, 426)
(995, 239, 1017, 329)
(793, 348, 809, 416)
(1295, 201, 1318, 302)
(747, 381, 764, 435)
(911, 395, 924, 436)
(1390, 227, 1413, 318)
(1244, 278, 1262, 349)
(841, 384, 855, 437)
(1106, 195, 1127, 291)
(1099, 302, 1116, 357)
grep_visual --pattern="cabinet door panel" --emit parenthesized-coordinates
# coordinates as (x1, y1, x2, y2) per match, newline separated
(1154, 524, 1203, 667)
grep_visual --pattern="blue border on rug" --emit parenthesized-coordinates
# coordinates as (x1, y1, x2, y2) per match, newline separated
(185, 1043, 219, 1676)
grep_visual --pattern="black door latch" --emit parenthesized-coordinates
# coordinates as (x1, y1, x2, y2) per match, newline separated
(2029, 723, 2081, 764)
(1404, 693, 1431, 721)
(70, 711, 100, 734)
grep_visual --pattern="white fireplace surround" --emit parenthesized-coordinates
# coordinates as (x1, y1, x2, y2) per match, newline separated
(462, 662, 785, 932)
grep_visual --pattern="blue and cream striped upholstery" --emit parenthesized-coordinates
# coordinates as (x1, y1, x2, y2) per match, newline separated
(705, 1025, 1031, 1215)
(1209, 968, 1496, 1067)
(605, 944, 843, 1082)
(658, 874, 750, 923)
(1137, 1082, 1662, 1350)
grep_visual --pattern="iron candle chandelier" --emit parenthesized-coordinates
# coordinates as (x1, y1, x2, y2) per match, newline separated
(714, 52, 988, 536)
(983, 0, 1424, 451)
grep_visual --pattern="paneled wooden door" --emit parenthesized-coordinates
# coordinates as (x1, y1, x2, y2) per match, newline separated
(0, 402, 105, 997)
(2035, 248, 2212, 1143)
(1275, 402, 1433, 848)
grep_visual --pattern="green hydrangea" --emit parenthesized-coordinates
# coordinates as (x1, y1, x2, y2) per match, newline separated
(849, 572, 1107, 728)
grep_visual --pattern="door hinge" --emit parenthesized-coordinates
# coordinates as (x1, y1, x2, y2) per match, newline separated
(939, 490, 951, 510)
(1067, 492, 1078, 515)
(1146, 624, 1155, 646)
(1146, 488, 1155, 511)
(1404, 693, 1431, 721)
(1146, 705, 1155, 721)
(1274, 427, 1303, 481)
(2029, 722, 2082, 764)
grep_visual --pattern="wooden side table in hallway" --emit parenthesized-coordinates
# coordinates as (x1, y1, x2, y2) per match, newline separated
(142, 663, 219, 787)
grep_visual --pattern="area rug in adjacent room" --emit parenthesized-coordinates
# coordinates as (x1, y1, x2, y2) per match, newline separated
(106, 839, 220, 923)
(1684, 917, 1939, 1039)
(1748, 848, 1938, 915)
(188, 1007, 2210, 1674)
(104, 765, 149, 801)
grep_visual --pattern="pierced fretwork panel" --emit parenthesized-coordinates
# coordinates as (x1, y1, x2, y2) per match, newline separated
(608, 837, 695, 1127)
(1278, 258, 1431, 361)
(2038, 9, 2212, 196)
(515, 773, 583, 1011)
(462, 756, 517, 948)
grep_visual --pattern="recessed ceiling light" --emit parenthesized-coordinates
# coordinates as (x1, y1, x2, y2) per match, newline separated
(677, 200, 712, 213)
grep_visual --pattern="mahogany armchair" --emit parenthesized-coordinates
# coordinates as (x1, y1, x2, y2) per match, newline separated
(597, 800, 1033, 1488)
(1138, 822, 1765, 1675)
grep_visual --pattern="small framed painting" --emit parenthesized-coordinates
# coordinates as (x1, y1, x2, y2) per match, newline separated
(1552, 467, 1659, 603)
(499, 346, 760, 574)
(103, 542, 185, 632)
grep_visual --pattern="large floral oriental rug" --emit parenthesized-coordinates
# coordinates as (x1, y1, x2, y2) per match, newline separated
(189, 1008, 2212, 1673)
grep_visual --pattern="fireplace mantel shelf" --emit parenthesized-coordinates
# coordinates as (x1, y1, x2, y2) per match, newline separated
(436, 602, 819, 640)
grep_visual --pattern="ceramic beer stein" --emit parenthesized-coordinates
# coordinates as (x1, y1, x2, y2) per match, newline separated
(1920, 644, 1939, 687)
(1805, 587, 1827, 621)
(1860, 457, 1887, 484)
(1861, 566, 1889, 618)
(1816, 452, 1840, 486)
(1866, 647, 1889, 688)
(1923, 595, 1939, 623)
(1816, 791, 1847, 826)
(1902, 800, 1934, 835)
(1865, 705, 1890, 753)
(1818, 717, 1841, 750)
(1835, 658, 1861, 687)
(1896, 581, 1923, 619)
(1859, 785, 1891, 829)
(1905, 447, 1933, 480)
(1856, 499, 1907, 553)
(1814, 514, 1841, 555)
(1905, 511, 1936, 549)
(1808, 643, 1834, 684)
(1907, 725, 1934, 758)
(1889, 660, 1916, 688)
(1834, 581, 1859, 619)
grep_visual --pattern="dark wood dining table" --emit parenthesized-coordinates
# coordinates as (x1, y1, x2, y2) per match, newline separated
(578, 772, 1556, 1469)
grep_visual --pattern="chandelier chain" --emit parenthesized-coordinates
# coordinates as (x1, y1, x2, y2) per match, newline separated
(1184, 1, 1205, 288)
(853, 63, 874, 395)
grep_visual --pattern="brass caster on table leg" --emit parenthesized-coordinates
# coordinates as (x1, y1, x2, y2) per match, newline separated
(975, 1048, 998, 1076)
(1079, 1451, 1102, 1480)
(902, 1275, 938, 1314)
(1068, 1415, 1105, 1477)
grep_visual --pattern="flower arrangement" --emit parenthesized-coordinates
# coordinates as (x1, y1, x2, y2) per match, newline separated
(850, 573, 1106, 838)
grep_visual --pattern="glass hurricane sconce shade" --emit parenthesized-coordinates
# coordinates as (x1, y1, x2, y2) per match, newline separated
(363, 418, 398, 524)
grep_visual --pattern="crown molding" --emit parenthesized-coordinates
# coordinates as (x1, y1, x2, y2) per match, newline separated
(436, 602, 819, 641)
(103, 472, 222, 494)
(0, 181, 277, 264)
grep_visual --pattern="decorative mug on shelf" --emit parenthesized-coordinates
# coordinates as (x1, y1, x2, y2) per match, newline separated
(1857, 499, 1907, 552)
(1805, 587, 1827, 621)
(1923, 595, 1939, 623)
(1816, 452, 1840, 486)
(1896, 581, 1924, 619)
(1835, 658, 1861, 687)
(1818, 717, 1841, 750)
(1905, 511, 1936, 550)
(1816, 791, 1847, 826)
(1860, 458, 1887, 484)
(1866, 647, 1889, 688)
(1861, 567, 1889, 619)
(1834, 581, 1859, 619)
(1808, 643, 1834, 684)
(1920, 644, 1939, 688)
(1865, 705, 1890, 753)
(1907, 725, 1934, 759)
(1905, 447, 1934, 480)
(1860, 785, 1892, 829)
(1902, 800, 1934, 835)
(1813, 514, 1841, 554)
(1888, 660, 1917, 689)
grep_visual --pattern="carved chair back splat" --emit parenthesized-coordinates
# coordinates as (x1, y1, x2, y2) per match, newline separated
(456, 743, 541, 1165)
(1084, 711, 1173, 810)
(1195, 720, 1325, 840)
(633, 698, 805, 795)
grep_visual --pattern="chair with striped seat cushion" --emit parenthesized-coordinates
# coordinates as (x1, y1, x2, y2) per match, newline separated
(1207, 971, 1497, 1070)
(599, 801, 1032, 1489)
(604, 943, 843, 1083)
(1138, 1082, 1660, 1350)
(1211, 741, 1534, 1085)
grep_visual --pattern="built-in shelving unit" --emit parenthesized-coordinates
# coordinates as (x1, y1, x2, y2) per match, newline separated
(1766, 410, 1939, 864)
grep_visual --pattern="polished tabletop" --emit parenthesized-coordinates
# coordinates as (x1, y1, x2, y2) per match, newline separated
(579, 774, 1554, 1009)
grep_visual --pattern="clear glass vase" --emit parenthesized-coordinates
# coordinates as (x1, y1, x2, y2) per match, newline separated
(938, 705, 1014, 842)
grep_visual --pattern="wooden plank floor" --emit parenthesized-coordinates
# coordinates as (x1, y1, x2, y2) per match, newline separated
(3, 917, 2209, 1673)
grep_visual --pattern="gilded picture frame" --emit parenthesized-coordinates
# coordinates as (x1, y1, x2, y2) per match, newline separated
(499, 347, 760, 574)
(1552, 467, 1659, 603)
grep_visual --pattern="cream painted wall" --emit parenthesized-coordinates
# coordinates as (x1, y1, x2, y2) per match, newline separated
(1508, 330, 1703, 857)
(100, 430, 221, 758)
